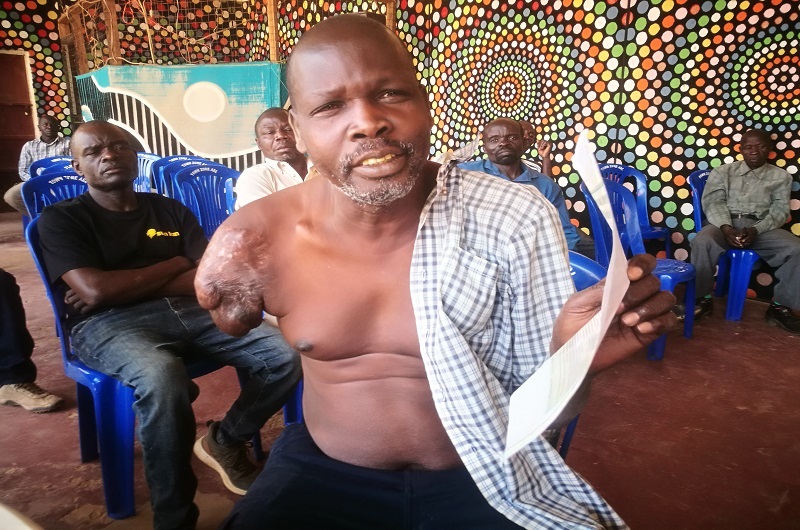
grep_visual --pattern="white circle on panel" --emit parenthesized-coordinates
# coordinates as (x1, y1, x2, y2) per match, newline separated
(183, 82, 228, 123)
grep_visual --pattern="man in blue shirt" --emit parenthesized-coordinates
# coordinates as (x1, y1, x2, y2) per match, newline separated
(459, 118, 595, 259)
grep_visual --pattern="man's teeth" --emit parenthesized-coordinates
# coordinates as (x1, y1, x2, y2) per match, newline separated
(361, 153, 398, 166)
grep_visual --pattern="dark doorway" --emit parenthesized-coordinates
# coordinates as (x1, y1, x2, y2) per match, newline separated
(0, 51, 36, 213)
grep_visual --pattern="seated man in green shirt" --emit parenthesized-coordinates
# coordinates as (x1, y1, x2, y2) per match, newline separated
(690, 128, 800, 333)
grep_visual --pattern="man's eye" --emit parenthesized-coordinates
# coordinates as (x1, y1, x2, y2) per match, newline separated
(311, 102, 342, 115)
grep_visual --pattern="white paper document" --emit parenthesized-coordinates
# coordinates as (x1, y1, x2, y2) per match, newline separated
(504, 130, 631, 459)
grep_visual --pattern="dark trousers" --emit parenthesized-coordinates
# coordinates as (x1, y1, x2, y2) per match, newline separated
(222, 423, 524, 530)
(0, 269, 36, 385)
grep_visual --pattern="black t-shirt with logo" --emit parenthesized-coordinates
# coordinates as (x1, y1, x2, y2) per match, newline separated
(38, 192, 208, 324)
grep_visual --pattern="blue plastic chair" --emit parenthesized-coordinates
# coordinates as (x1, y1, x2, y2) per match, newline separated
(225, 177, 237, 214)
(174, 165, 240, 239)
(29, 156, 73, 178)
(25, 217, 269, 519)
(39, 161, 78, 177)
(687, 169, 760, 321)
(149, 155, 209, 199)
(599, 163, 671, 258)
(134, 153, 161, 193)
(21, 173, 88, 219)
(584, 180, 695, 361)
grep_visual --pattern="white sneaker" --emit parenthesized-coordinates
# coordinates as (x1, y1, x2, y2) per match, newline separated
(0, 382, 64, 413)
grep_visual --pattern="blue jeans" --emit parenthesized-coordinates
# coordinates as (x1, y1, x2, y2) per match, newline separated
(223, 423, 524, 530)
(69, 297, 301, 530)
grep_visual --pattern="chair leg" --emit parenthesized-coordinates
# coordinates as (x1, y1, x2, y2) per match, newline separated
(683, 279, 696, 339)
(724, 250, 760, 322)
(283, 380, 304, 426)
(76, 383, 99, 462)
(559, 415, 580, 459)
(714, 252, 730, 297)
(646, 335, 668, 361)
(93, 378, 136, 520)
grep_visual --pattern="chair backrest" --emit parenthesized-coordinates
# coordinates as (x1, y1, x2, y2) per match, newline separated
(135, 153, 161, 193)
(21, 173, 88, 219)
(568, 251, 607, 291)
(39, 161, 78, 177)
(598, 163, 651, 229)
(225, 177, 236, 214)
(150, 155, 207, 198)
(687, 169, 710, 232)
(25, 217, 73, 369)
(29, 156, 73, 178)
(583, 180, 645, 267)
(174, 164, 239, 239)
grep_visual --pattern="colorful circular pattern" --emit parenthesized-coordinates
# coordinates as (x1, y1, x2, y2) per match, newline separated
(1, 0, 798, 300)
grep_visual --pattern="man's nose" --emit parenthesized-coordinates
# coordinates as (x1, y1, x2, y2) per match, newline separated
(349, 100, 390, 139)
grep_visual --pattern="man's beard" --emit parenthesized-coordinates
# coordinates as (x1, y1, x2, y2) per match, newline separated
(333, 139, 424, 208)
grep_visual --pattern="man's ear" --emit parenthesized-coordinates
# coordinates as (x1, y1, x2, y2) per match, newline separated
(288, 109, 307, 155)
(71, 157, 83, 176)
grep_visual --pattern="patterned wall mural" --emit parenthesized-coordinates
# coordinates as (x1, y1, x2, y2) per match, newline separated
(1, 0, 799, 300)
(0, 0, 70, 132)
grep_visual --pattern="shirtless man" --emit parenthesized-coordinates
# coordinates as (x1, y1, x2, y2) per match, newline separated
(197, 14, 676, 529)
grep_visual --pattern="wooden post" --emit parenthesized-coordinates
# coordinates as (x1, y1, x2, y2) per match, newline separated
(266, 0, 279, 62)
(101, 0, 122, 65)
(384, 0, 396, 31)
(65, 6, 90, 75)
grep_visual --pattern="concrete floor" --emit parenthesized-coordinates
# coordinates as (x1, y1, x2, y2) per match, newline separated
(1, 210, 800, 529)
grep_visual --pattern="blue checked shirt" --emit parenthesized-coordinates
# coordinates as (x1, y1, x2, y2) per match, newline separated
(411, 162, 626, 529)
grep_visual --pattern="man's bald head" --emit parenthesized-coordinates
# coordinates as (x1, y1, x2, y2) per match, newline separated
(741, 128, 773, 149)
(739, 128, 774, 170)
(482, 118, 525, 166)
(254, 108, 290, 135)
(286, 14, 417, 97)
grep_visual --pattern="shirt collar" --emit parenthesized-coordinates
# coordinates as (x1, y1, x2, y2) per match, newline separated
(479, 159, 539, 183)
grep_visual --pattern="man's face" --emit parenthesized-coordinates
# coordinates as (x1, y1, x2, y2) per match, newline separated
(38, 116, 58, 141)
(255, 112, 303, 162)
(288, 32, 433, 207)
(483, 121, 524, 166)
(71, 123, 138, 191)
(520, 121, 535, 150)
(739, 134, 770, 170)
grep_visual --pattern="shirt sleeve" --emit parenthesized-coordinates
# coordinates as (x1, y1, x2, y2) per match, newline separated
(701, 165, 732, 228)
(753, 170, 792, 234)
(38, 206, 105, 284)
(18, 142, 34, 181)
(234, 165, 278, 209)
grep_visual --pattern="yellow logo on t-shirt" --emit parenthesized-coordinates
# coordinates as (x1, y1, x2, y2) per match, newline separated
(146, 228, 180, 239)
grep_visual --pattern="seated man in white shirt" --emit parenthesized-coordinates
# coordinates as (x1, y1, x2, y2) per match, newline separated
(234, 108, 312, 209)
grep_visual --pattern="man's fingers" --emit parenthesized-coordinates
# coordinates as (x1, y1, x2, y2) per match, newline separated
(634, 311, 679, 336)
(621, 289, 677, 327)
(626, 254, 657, 282)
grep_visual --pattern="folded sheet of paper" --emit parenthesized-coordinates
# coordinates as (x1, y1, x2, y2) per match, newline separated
(504, 130, 631, 459)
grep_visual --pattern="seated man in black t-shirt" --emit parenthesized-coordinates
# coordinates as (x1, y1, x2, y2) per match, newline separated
(37, 121, 301, 530)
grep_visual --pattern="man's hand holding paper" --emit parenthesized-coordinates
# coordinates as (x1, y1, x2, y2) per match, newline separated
(552, 254, 678, 375)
